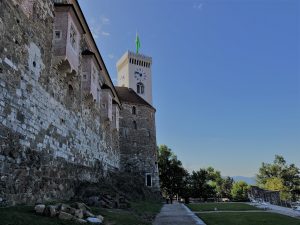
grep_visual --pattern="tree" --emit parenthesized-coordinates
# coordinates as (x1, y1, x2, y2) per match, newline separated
(220, 177, 234, 199)
(189, 169, 213, 200)
(158, 145, 188, 203)
(264, 177, 284, 191)
(231, 181, 249, 201)
(257, 155, 300, 201)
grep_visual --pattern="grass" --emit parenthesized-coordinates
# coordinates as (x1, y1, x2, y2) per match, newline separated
(188, 202, 260, 211)
(0, 201, 163, 225)
(197, 212, 300, 225)
(0, 206, 72, 225)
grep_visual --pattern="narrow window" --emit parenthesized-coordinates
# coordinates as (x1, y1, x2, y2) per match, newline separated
(137, 82, 144, 94)
(132, 106, 136, 115)
(146, 174, 152, 187)
(54, 30, 61, 40)
(133, 120, 137, 130)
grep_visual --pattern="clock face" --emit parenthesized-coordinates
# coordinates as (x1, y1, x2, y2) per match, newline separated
(134, 68, 147, 81)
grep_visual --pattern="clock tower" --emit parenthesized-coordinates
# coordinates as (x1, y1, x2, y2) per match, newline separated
(117, 51, 153, 105)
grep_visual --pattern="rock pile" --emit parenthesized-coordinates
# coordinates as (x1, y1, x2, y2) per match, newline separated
(34, 202, 104, 224)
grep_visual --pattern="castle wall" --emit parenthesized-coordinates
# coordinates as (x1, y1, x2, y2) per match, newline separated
(0, 0, 119, 205)
(118, 103, 159, 190)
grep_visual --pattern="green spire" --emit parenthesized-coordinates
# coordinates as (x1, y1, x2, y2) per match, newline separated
(135, 33, 141, 54)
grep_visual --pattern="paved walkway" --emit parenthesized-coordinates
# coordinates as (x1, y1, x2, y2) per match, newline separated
(248, 203, 300, 218)
(195, 210, 264, 213)
(153, 203, 206, 225)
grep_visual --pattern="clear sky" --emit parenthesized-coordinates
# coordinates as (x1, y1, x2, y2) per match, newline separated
(78, 0, 300, 177)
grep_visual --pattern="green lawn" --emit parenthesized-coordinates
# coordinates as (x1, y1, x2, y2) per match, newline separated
(187, 202, 260, 211)
(197, 212, 300, 225)
(0, 201, 162, 225)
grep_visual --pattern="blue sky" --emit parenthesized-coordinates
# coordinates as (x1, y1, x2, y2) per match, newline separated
(78, 0, 300, 177)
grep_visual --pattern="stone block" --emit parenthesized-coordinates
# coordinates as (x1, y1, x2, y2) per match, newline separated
(34, 204, 45, 214)
(58, 211, 73, 220)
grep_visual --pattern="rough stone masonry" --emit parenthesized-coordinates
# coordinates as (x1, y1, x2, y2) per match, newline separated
(0, 0, 159, 206)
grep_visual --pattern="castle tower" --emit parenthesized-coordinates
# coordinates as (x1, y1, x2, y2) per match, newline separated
(115, 46, 160, 191)
(117, 51, 153, 105)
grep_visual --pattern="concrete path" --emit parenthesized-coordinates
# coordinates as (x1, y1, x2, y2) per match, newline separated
(195, 210, 264, 213)
(248, 203, 300, 218)
(153, 203, 206, 225)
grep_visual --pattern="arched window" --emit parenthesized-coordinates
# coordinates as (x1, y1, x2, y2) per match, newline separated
(137, 82, 144, 94)
(132, 106, 136, 115)
(133, 120, 137, 130)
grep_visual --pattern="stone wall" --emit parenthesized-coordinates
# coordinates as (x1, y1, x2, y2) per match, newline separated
(119, 103, 159, 190)
(248, 186, 281, 205)
(0, 0, 120, 205)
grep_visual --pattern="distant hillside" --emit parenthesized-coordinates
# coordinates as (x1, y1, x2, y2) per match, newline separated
(232, 176, 256, 185)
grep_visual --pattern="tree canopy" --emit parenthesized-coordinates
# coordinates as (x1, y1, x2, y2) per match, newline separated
(257, 155, 300, 200)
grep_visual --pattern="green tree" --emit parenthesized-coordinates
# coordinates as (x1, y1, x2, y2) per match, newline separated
(190, 168, 216, 200)
(220, 177, 234, 199)
(231, 181, 249, 201)
(257, 155, 300, 201)
(264, 177, 284, 191)
(158, 145, 188, 203)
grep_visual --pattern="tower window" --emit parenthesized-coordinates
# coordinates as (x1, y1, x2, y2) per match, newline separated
(146, 174, 152, 187)
(133, 120, 137, 129)
(137, 82, 144, 94)
(132, 106, 136, 115)
(54, 30, 61, 40)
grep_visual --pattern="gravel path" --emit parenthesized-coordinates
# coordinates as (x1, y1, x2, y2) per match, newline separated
(153, 203, 206, 225)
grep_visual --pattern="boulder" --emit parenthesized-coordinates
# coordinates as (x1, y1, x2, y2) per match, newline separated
(84, 210, 94, 217)
(86, 217, 102, 224)
(58, 212, 73, 220)
(75, 209, 84, 219)
(34, 204, 45, 214)
(75, 218, 87, 223)
(96, 215, 104, 222)
(69, 207, 76, 215)
(45, 205, 57, 217)
(60, 203, 72, 213)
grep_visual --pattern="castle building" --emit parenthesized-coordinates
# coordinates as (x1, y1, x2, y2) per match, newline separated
(0, 0, 159, 205)
(116, 51, 159, 189)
